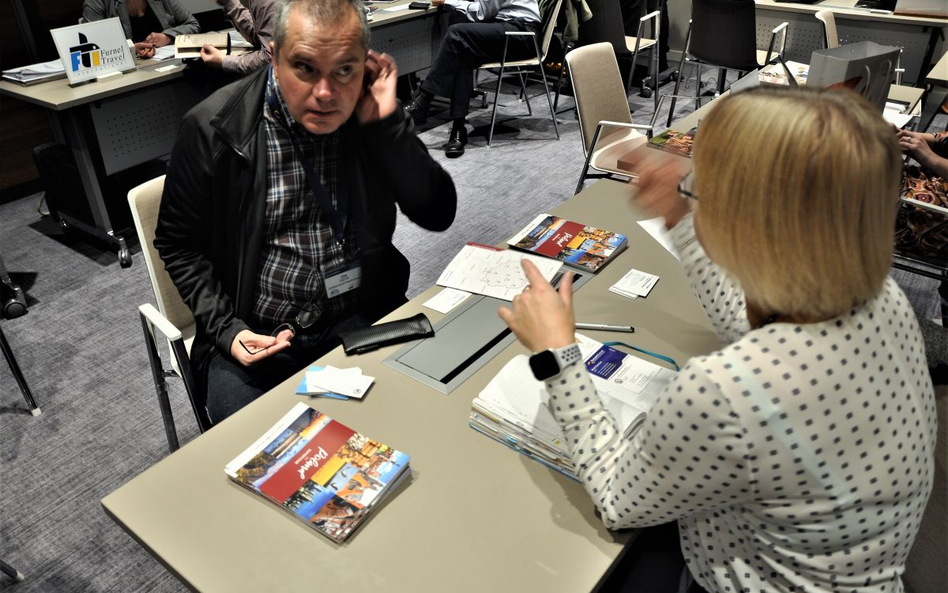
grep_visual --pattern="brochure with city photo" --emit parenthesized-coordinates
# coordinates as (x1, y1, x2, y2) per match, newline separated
(224, 403, 411, 543)
(646, 127, 697, 158)
(507, 214, 628, 273)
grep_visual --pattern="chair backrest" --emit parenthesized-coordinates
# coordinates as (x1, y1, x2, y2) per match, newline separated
(577, 0, 628, 59)
(538, 0, 565, 62)
(127, 176, 195, 337)
(566, 42, 634, 155)
(690, 0, 759, 71)
(815, 10, 839, 49)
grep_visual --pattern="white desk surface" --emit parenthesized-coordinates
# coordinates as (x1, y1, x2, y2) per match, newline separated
(927, 50, 948, 85)
(100, 107, 720, 593)
(0, 4, 441, 111)
(755, 0, 948, 26)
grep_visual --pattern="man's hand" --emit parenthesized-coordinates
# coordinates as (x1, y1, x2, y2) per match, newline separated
(134, 42, 156, 59)
(144, 32, 172, 47)
(498, 260, 576, 353)
(229, 328, 294, 367)
(200, 44, 225, 68)
(626, 151, 690, 230)
(431, 0, 445, 6)
(355, 50, 398, 124)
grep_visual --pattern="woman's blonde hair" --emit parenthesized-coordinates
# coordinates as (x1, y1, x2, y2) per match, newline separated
(692, 87, 902, 320)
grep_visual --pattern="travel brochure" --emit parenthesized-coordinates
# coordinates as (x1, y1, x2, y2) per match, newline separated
(224, 403, 410, 543)
(647, 127, 697, 158)
(507, 214, 628, 273)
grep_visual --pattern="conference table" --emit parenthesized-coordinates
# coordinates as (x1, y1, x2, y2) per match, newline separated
(754, 0, 947, 86)
(0, 1, 446, 267)
(100, 104, 722, 592)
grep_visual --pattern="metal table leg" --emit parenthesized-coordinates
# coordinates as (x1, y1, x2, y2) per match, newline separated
(0, 558, 25, 582)
(51, 108, 131, 268)
(0, 326, 41, 416)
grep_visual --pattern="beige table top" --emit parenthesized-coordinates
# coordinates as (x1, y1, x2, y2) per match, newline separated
(100, 113, 721, 593)
(755, 0, 948, 26)
(0, 4, 440, 111)
(927, 50, 948, 85)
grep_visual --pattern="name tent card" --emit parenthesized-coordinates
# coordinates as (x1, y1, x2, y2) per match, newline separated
(50, 18, 135, 86)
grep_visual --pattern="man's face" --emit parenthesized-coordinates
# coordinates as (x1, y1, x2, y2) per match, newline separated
(272, 7, 366, 135)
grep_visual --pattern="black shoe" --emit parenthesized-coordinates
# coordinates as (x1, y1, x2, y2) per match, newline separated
(444, 126, 467, 158)
(404, 98, 428, 125)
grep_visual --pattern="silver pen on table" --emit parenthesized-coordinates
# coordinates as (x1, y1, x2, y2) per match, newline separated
(575, 322, 635, 333)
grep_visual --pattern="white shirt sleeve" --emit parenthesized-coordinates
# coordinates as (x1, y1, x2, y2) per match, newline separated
(444, 0, 502, 21)
(671, 212, 750, 344)
(544, 357, 752, 529)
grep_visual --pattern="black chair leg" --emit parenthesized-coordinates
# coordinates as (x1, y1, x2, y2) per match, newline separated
(0, 558, 25, 582)
(0, 326, 40, 416)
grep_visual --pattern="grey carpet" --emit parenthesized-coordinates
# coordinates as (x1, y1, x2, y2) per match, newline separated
(1, 68, 945, 592)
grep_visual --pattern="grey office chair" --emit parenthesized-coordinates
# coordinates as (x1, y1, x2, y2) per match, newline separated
(665, 0, 788, 127)
(127, 176, 211, 453)
(569, 42, 686, 194)
(476, 0, 563, 145)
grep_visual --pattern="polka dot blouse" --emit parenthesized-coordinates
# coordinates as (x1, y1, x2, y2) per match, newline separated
(543, 214, 936, 593)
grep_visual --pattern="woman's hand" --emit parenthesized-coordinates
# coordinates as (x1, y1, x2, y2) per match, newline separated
(626, 151, 691, 230)
(498, 260, 576, 353)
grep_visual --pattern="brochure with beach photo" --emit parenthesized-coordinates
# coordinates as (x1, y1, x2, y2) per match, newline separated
(507, 214, 628, 273)
(224, 403, 410, 543)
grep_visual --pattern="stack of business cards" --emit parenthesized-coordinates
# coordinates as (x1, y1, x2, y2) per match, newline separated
(295, 365, 375, 400)
(609, 268, 660, 301)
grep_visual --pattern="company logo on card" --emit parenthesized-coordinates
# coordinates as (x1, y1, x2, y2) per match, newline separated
(68, 31, 127, 72)
(585, 346, 628, 380)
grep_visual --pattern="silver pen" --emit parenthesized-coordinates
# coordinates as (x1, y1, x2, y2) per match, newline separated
(575, 322, 635, 333)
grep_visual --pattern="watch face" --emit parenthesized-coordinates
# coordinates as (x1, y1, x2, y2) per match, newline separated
(529, 350, 559, 381)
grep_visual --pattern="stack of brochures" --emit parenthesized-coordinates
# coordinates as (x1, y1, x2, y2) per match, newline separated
(507, 214, 628, 273)
(224, 402, 411, 543)
(469, 334, 675, 479)
(2, 59, 66, 85)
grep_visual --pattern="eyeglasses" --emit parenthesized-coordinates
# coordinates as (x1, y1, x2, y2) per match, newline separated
(678, 170, 698, 202)
(239, 323, 296, 356)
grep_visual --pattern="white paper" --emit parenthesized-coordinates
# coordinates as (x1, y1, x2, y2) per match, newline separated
(437, 244, 562, 301)
(423, 287, 471, 314)
(883, 109, 913, 129)
(636, 217, 679, 261)
(305, 366, 374, 399)
(381, 4, 412, 11)
(611, 268, 659, 298)
(154, 64, 181, 73)
(149, 45, 176, 61)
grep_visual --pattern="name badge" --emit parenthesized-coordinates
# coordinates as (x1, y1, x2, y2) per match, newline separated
(325, 264, 362, 298)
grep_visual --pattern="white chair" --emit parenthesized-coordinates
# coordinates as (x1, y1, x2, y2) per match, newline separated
(128, 176, 210, 453)
(476, 0, 563, 145)
(568, 42, 673, 194)
(627, 9, 662, 101)
(815, 9, 839, 49)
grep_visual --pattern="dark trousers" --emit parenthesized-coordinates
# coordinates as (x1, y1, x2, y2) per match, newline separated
(420, 19, 539, 120)
(205, 314, 371, 423)
(599, 522, 708, 593)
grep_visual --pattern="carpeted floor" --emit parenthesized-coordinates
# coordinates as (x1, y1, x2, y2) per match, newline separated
(1, 66, 945, 593)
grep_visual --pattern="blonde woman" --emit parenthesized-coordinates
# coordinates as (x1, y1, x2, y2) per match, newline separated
(499, 87, 936, 592)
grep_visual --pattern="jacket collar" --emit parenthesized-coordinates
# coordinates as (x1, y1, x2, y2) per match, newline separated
(209, 66, 270, 161)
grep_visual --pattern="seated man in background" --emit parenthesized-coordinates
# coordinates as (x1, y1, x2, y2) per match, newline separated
(200, 0, 277, 74)
(82, 0, 200, 58)
(404, 0, 542, 158)
(155, 0, 457, 423)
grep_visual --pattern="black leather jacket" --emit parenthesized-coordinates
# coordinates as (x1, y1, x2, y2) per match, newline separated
(154, 67, 457, 374)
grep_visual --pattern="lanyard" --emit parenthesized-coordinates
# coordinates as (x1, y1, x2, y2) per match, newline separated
(265, 79, 349, 245)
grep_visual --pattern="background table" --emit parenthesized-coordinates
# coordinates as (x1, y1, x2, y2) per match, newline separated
(100, 102, 722, 592)
(754, 0, 947, 86)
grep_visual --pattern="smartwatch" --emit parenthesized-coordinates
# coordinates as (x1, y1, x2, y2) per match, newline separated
(529, 343, 582, 381)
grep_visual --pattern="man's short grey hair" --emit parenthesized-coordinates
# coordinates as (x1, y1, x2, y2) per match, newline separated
(273, 0, 371, 56)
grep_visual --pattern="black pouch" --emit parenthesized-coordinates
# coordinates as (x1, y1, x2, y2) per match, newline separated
(338, 312, 434, 355)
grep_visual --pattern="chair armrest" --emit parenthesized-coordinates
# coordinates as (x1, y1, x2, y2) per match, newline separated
(139, 303, 182, 342)
(764, 21, 789, 65)
(505, 31, 536, 36)
(597, 120, 654, 132)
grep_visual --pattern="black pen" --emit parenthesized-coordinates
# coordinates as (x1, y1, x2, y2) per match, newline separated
(575, 322, 635, 333)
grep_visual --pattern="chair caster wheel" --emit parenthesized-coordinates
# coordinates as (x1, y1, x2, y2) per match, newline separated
(640, 86, 653, 98)
(2, 299, 26, 320)
(119, 248, 132, 268)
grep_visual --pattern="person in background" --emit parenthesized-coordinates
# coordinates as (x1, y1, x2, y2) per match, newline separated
(499, 87, 935, 592)
(200, 0, 277, 74)
(155, 0, 456, 423)
(403, 0, 542, 158)
(82, 0, 200, 58)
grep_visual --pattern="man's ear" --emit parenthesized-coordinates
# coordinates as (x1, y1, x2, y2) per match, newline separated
(269, 41, 278, 75)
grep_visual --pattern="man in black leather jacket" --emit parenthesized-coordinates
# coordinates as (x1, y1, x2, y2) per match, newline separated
(155, 0, 456, 422)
